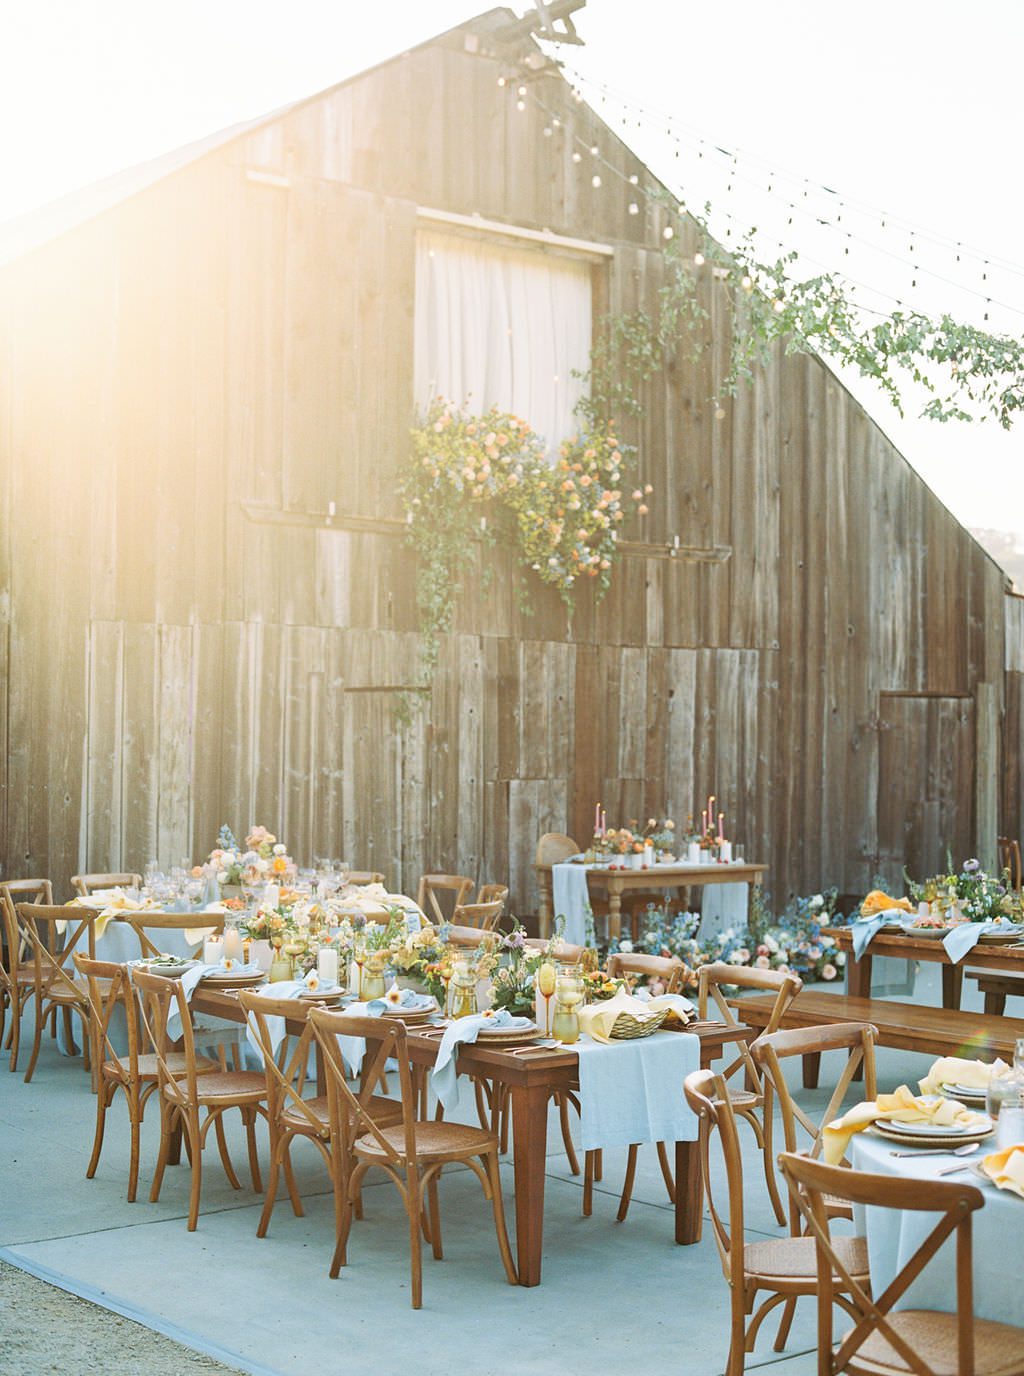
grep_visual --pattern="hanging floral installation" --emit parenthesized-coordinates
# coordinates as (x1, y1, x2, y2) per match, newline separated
(402, 399, 650, 683)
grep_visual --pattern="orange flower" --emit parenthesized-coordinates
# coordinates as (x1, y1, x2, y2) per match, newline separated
(272, 856, 288, 874)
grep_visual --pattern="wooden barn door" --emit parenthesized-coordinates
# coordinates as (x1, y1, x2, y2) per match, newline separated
(876, 692, 975, 882)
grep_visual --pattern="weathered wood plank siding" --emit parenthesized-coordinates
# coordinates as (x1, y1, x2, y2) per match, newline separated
(0, 27, 1009, 909)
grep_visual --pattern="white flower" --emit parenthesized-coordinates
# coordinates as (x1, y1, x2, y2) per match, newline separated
(304, 968, 320, 991)
(764, 935, 779, 954)
(255, 857, 269, 873)
(835, 951, 846, 965)
(216, 870, 228, 884)
(273, 843, 287, 855)
(618, 940, 634, 954)
(810, 894, 824, 909)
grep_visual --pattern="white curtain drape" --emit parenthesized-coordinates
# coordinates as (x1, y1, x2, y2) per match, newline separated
(414, 228, 592, 454)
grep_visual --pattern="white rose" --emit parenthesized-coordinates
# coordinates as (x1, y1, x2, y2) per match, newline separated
(216, 870, 228, 884)
(810, 894, 824, 908)
(618, 940, 634, 954)
(273, 843, 286, 855)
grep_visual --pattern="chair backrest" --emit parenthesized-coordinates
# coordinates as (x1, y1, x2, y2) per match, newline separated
(535, 833, 578, 867)
(130, 966, 202, 1107)
(607, 951, 689, 994)
(446, 924, 501, 951)
(71, 873, 143, 898)
(119, 911, 225, 958)
(698, 961, 803, 1094)
(450, 898, 504, 932)
(72, 953, 140, 1081)
(16, 903, 96, 998)
(416, 874, 474, 924)
(309, 1008, 414, 1161)
(778, 1152, 986, 1376)
(522, 937, 586, 964)
(475, 883, 509, 909)
(346, 872, 386, 886)
(1, 880, 54, 979)
(237, 991, 324, 1136)
(752, 1021, 878, 1232)
(997, 836, 1022, 891)
(683, 1068, 746, 1290)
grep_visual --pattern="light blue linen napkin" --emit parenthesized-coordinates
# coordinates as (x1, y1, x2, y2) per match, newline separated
(164, 962, 263, 1041)
(243, 980, 308, 1062)
(431, 1010, 531, 1112)
(942, 920, 1022, 964)
(851, 910, 910, 959)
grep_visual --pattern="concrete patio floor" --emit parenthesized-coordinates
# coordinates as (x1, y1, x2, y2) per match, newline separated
(0, 966, 991, 1376)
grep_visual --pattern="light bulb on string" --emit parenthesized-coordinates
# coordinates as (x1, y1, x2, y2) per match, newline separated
(591, 174, 602, 188)
(516, 99, 526, 112)
(629, 174, 639, 185)
(497, 76, 507, 87)
(590, 144, 599, 156)
(517, 85, 527, 96)
(663, 226, 674, 240)
(628, 202, 640, 215)
(693, 252, 705, 266)
(571, 150, 582, 163)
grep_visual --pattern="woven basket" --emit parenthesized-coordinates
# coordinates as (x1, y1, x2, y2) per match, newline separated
(609, 1009, 669, 1040)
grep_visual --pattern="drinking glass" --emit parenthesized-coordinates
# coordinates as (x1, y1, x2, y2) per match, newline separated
(537, 961, 557, 1035)
(733, 844, 745, 864)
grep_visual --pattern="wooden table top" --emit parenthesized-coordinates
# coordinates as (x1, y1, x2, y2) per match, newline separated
(824, 924, 1024, 967)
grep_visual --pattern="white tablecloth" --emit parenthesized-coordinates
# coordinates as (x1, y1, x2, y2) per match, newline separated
(551, 861, 751, 945)
(850, 1133, 1024, 1325)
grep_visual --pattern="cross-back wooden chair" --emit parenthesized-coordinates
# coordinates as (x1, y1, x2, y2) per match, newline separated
(71, 873, 143, 898)
(309, 1007, 517, 1308)
(779, 1152, 1024, 1376)
(751, 1021, 878, 1349)
(522, 937, 587, 963)
(997, 836, 1022, 891)
(238, 991, 403, 1239)
(74, 953, 216, 1201)
(475, 882, 509, 908)
(450, 898, 504, 931)
(0, 880, 53, 1072)
(684, 1070, 868, 1376)
(131, 966, 267, 1231)
(117, 910, 225, 959)
(416, 874, 474, 924)
(583, 950, 693, 1221)
(15, 902, 98, 1082)
(698, 961, 804, 1226)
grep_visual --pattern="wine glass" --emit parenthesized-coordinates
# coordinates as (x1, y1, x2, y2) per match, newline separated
(537, 961, 557, 1036)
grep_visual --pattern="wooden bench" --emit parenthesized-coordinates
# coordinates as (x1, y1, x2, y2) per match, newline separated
(967, 970, 1024, 1016)
(729, 989, 1024, 1088)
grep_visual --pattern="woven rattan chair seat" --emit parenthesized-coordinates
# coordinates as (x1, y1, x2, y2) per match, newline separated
(744, 1233, 868, 1283)
(102, 1051, 215, 1081)
(283, 1093, 402, 1133)
(161, 1069, 266, 1105)
(356, 1119, 498, 1163)
(851, 1309, 1024, 1376)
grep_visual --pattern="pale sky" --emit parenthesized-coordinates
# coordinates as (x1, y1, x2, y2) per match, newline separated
(2, 0, 1021, 539)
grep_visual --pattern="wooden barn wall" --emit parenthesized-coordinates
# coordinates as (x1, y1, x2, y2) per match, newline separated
(0, 37, 1008, 909)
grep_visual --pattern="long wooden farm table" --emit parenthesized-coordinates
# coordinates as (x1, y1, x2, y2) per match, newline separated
(536, 860, 768, 940)
(192, 984, 743, 1287)
(824, 925, 1024, 1009)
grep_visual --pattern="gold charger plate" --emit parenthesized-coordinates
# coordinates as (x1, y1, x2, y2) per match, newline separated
(297, 988, 346, 1003)
(386, 1005, 437, 1023)
(938, 1082, 987, 1106)
(201, 969, 267, 990)
(475, 1023, 542, 1046)
(873, 1120, 993, 1149)
(978, 929, 1024, 944)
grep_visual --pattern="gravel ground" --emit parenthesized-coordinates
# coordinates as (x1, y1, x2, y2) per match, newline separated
(0, 1260, 246, 1375)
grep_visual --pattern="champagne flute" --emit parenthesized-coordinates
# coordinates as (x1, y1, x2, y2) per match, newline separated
(537, 961, 557, 1036)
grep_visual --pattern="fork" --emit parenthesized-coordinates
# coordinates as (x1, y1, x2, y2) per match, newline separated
(889, 1143, 980, 1159)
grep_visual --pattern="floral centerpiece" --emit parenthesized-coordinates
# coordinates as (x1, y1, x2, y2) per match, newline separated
(582, 969, 625, 1001)
(489, 925, 542, 1017)
(204, 824, 295, 888)
(389, 921, 449, 998)
(906, 857, 1018, 923)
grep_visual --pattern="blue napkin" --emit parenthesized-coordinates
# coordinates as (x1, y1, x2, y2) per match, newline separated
(431, 1010, 531, 1112)
(943, 920, 1022, 964)
(851, 910, 910, 959)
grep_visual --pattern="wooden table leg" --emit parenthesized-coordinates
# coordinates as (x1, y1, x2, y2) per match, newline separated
(846, 948, 872, 999)
(674, 1138, 702, 1244)
(510, 1082, 549, 1286)
(942, 963, 964, 1010)
(607, 881, 622, 942)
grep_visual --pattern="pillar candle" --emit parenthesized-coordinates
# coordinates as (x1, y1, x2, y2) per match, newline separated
(719, 840, 732, 863)
(718, 811, 724, 838)
(317, 946, 339, 986)
(222, 926, 243, 962)
(203, 935, 224, 965)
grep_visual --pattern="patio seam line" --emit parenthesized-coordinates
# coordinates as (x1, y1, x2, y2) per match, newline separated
(0, 1245, 283, 1376)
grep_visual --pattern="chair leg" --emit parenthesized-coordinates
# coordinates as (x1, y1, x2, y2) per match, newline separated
(330, 1166, 359, 1277)
(213, 1111, 242, 1189)
(61, 1005, 77, 1057)
(426, 1173, 443, 1260)
(758, 1110, 786, 1227)
(594, 1148, 603, 1182)
(8, 987, 25, 1070)
(656, 1140, 676, 1203)
(484, 1151, 518, 1286)
(257, 1141, 282, 1238)
(558, 1092, 580, 1175)
(282, 1139, 303, 1216)
(86, 1080, 114, 1180)
(24, 1002, 50, 1083)
(616, 1144, 639, 1223)
(243, 1107, 263, 1193)
(126, 1097, 143, 1204)
(150, 1102, 174, 1203)
(407, 1172, 424, 1309)
(186, 1112, 203, 1231)
(773, 1296, 797, 1351)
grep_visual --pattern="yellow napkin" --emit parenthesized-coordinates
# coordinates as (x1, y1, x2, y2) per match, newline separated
(919, 1056, 1009, 1096)
(980, 1145, 1024, 1199)
(183, 927, 216, 947)
(823, 1084, 990, 1164)
(61, 890, 148, 939)
(578, 987, 666, 1044)
(861, 889, 913, 917)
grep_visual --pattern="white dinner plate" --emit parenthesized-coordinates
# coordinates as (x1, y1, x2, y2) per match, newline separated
(880, 1114, 992, 1137)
